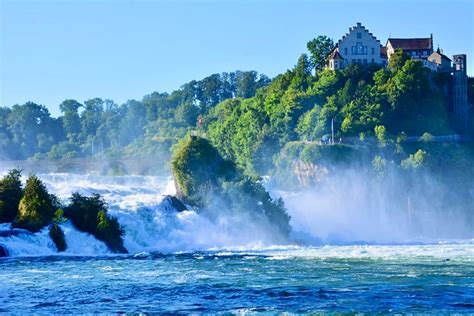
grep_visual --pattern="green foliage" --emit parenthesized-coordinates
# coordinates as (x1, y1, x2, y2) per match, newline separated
(59, 99, 82, 142)
(172, 135, 237, 205)
(0, 169, 23, 223)
(401, 149, 427, 169)
(49, 223, 67, 252)
(64, 193, 126, 253)
(300, 143, 355, 166)
(307, 35, 335, 72)
(171, 136, 291, 237)
(372, 155, 386, 175)
(13, 175, 57, 232)
(388, 49, 410, 71)
(420, 132, 434, 142)
(53, 208, 67, 223)
(1, 70, 268, 161)
(374, 125, 387, 147)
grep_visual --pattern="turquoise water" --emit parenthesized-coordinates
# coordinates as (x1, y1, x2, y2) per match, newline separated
(1, 245, 473, 313)
(1, 173, 473, 313)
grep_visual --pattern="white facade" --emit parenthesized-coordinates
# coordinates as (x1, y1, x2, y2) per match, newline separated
(327, 23, 384, 70)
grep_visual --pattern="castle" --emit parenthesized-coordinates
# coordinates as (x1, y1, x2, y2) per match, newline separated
(326, 23, 469, 131)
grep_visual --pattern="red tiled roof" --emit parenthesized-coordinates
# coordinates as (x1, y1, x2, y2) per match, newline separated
(387, 38, 432, 50)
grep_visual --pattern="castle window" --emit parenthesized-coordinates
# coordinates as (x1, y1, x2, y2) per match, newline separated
(371, 58, 374, 63)
(352, 42, 368, 55)
(363, 59, 367, 64)
(357, 32, 362, 39)
(344, 48, 348, 55)
(371, 48, 374, 55)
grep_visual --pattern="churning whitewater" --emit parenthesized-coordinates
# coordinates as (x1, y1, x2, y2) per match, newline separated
(0, 173, 292, 256)
(1, 172, 473, 257)
(1, 172, 473, 313)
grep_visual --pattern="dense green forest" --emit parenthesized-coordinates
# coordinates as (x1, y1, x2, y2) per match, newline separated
(1, 36, 473, 181)
(0, 71, 270, 161)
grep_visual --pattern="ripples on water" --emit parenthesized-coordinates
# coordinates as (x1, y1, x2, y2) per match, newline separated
(1, 246, 473, 313)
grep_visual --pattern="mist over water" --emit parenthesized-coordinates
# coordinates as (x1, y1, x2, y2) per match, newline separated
(1, 169, 473, 313)
(1, 166, 472, 258)
(0, 171, 289, 256)
(275, 168, 474, 244)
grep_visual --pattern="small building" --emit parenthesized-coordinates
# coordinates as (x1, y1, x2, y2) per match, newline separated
(326, 22, 385, 70)
(386, 36, 434, 60)
(327, 49, 344, 70)
(428, 48, 452, 73)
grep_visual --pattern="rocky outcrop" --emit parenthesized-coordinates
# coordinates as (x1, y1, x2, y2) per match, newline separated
(171, 135, 291, 238)
(0, 244, 9, 257)
(162, 195, 188, 212)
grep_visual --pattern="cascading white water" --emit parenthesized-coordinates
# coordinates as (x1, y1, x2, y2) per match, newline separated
(1, 171, 472, 257)
(0, 173, 284, 257)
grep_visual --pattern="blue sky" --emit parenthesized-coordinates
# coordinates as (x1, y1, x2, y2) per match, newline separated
(1, 0, 473, 117)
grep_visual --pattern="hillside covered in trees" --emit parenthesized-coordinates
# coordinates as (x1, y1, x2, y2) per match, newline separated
(0, 71, 270, 161)
(1, 36, 473, 181)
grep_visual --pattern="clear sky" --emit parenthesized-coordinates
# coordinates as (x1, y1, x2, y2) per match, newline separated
(1, 0, 473, 117)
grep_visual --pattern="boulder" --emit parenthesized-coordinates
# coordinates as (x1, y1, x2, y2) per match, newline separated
(0, 244, 9, 257)
(163, 195, 188, 212)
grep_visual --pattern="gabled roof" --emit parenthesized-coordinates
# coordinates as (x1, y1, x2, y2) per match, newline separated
(433, 48, 451, 61)
(387, 38, 432, 50)
(328, 48, 343, 60)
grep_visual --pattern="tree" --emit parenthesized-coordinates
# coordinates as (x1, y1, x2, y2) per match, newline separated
(175, 102, 199, 126)
(291, 54, 313, 91)
(81, 98, 104, 138)
(236, 71, 258, 98)
(307, 35, 335, 72)
(0, 169, 23, 223)
(64, 193, 126, 253)
(374, 125, 387, 147)
(401, 149, 427, 169)
(59, 99, 82, 142)
(13, 175, 57, 232)
(296, 105, 321, 141)
(388, 48, 409, 71)
(6, 102, 58, 158)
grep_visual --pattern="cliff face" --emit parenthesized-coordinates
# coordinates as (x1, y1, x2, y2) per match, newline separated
(292, 160, 329, 187)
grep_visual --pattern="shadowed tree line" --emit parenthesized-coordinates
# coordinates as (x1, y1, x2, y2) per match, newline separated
(0, 71, 269, 161)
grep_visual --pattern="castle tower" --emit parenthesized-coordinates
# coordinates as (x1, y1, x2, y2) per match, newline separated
(452, 54, 469, 132)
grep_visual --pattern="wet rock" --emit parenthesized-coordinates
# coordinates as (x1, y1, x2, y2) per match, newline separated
(163, 195, 188, 212)
(0, 244, 9, 257)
